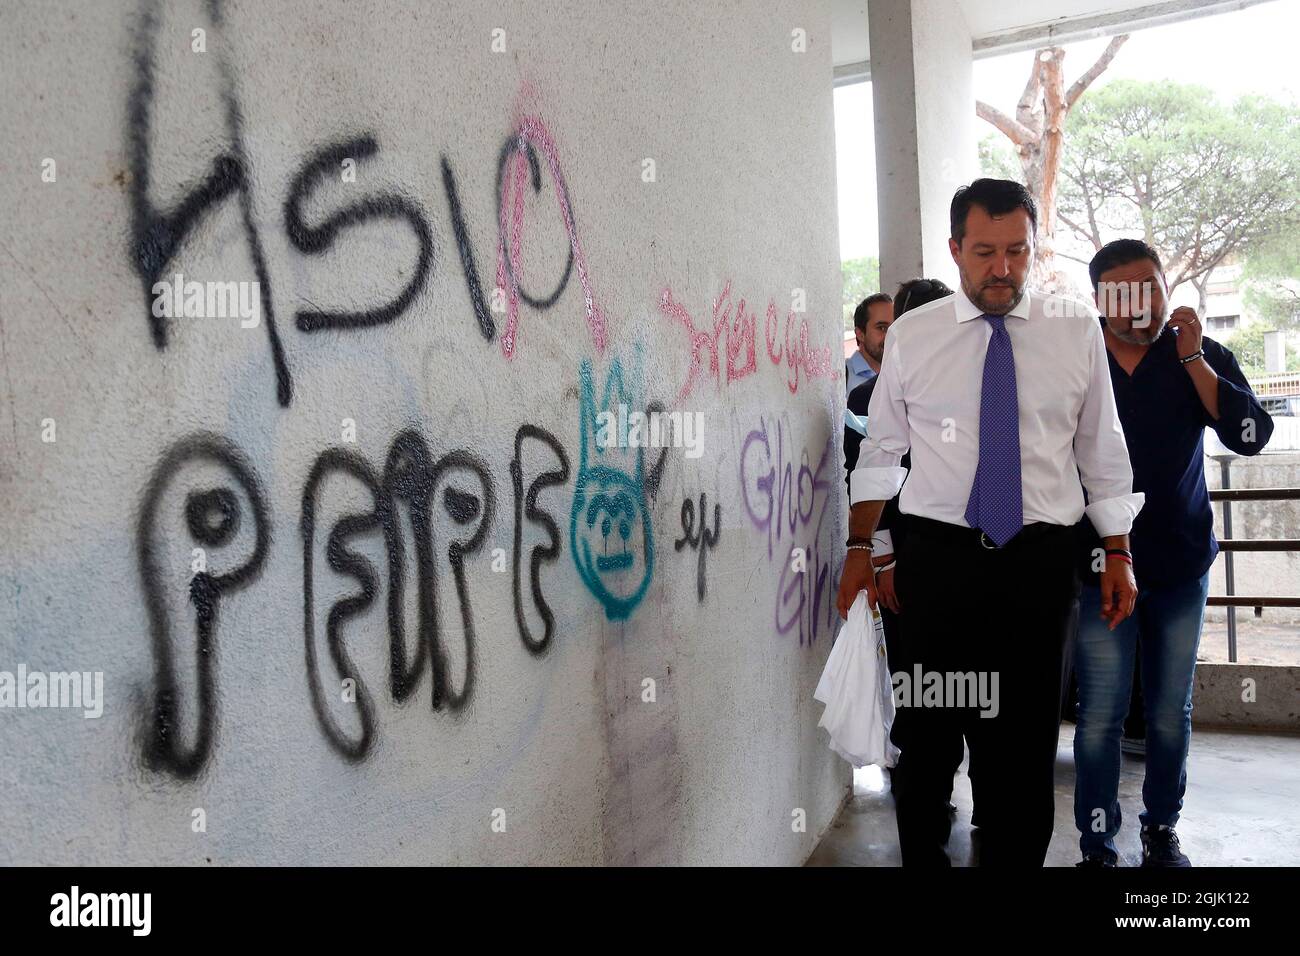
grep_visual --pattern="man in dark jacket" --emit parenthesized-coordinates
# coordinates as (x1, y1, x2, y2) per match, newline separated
(847, 293, 893, 394)
(844, 279, 954, 612)
(1074, 239, 1274, 868)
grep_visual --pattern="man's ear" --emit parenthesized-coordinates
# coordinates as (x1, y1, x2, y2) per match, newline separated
(949, 237, 960, 264)
(1156, 269, 1170, 298)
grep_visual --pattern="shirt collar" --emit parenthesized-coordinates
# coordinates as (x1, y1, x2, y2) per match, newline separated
(955, 287, 1032, 323)
(847, 351, 872, 374)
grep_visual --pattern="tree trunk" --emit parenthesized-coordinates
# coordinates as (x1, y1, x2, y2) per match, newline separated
(976, 35, 1128, 296)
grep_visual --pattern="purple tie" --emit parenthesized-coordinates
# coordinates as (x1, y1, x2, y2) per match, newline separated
(964, 313, 1023, 547)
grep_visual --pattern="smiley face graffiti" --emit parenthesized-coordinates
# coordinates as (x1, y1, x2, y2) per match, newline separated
(571, 359, 654, 620)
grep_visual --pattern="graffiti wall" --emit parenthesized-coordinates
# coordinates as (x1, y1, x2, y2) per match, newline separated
(0, 0, 846, 865)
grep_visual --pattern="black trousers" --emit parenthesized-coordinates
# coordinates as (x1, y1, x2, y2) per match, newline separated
(883, 606, 965, 813)
(892, 514, 1079, 867)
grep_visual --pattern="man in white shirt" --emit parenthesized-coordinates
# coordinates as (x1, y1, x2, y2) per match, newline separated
(837, 178, 1143, 867)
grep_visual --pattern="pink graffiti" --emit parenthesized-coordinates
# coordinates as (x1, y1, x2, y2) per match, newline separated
(658, 280, 756, 402)
(497, 115, 607, 360)
(664, 281, 835, 397)
(764, 302, 835, 395)
(739, 416, 843, 645)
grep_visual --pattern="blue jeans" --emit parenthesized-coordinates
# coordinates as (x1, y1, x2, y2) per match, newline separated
(1073, 571, 1208, 860)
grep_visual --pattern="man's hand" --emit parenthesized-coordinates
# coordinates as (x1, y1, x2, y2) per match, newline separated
(1098, 556, 1137, 631)
(837, 549, 878, 619)
(1167, 306, 1203, 360)
(873, 553, 900, 613)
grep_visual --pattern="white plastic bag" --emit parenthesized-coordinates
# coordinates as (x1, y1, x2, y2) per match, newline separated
(814, 592, 900, 768)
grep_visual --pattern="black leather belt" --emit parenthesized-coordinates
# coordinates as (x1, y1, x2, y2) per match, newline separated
(903, 513, 1067, 551)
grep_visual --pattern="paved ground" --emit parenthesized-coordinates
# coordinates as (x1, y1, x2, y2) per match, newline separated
(1199, 619, 1299, 665)
(806, 722, 1300, 866)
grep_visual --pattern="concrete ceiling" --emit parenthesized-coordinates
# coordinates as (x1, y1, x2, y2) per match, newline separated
(832, 0, 1277, 81)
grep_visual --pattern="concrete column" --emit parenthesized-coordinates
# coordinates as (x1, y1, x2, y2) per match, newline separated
(868, 0, 977, 295)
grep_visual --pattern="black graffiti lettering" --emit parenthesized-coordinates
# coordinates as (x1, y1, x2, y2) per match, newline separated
(380, 432, 434, 704)
(643, 400, 669, 502)
(301, 449, 382, 762)
(495, 136, 574, 308)
(673, 492, 721, 601)
(137, 433, 270, 780)
(301, 430, 495, 762)
(441, 156, 496, 342)
(510, 424, 571, 655)
(285, 137, 434, 332)
(426, 447, 494, 709)
(186, 487, 240, 544)
(382, 431, 493, 711)
(127, 0, 292, 406)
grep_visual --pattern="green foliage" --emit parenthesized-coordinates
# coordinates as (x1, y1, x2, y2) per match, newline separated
(1222, 322, 1269, 370)
(841, 256, 881, 330)
(1221, 322, 1300, 375)
(1059, 80, 1300, 296)
(978, 134, 1021, 183)
(1242, 231, 1300, 332)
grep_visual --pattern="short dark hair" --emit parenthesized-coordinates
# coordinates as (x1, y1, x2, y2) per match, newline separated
(853, 292, 893, 332)
(950, 178, 1038, 245)
(893, 278, 954, 318)
(1088, 239, 1164, 292)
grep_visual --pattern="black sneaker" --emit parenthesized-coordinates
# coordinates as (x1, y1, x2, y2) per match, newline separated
(1141, 825, 1191, 867)
(1076, 853, 1117, 868)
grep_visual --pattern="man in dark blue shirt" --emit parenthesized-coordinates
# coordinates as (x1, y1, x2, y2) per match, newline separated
(1074, 239, 1273, 868)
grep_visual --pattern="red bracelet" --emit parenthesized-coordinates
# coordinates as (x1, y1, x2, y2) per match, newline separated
(1106, 553, 1133, 565)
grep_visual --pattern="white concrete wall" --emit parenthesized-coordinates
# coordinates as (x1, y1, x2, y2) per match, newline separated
(0, 0, 848, 865)
(909, 0, 977, 283)
(869, 0, 976, 294)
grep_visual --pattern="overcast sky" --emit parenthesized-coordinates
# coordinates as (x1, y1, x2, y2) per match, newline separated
(834, 0, 1299, 262)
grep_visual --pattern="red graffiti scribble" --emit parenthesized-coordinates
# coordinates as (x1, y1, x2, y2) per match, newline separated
(658, 280, 757, 402)
(663, 281, 835, 397)
(497, 115, 607, 360)
(765, 301, 783, 367)
(781, 309, 835, 395)
(723, 287, 758, 384)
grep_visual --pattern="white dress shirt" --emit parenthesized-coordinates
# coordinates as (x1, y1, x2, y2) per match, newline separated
(849, 288, 1143, 538)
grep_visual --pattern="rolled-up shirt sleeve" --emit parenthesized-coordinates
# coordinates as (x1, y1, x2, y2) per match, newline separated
(1075, 321, 1144, 536)
(1205, 341, 1274, 455)
(849, 334, 910, 505)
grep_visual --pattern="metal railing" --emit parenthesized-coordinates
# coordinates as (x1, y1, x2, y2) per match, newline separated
(1207, 469, 1300, 662)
